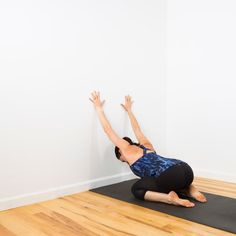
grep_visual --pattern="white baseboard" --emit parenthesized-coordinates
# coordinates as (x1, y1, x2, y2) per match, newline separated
(0, 172, 136, 211)
(2, 169, 234, 212)
(195, 169, 236, 184)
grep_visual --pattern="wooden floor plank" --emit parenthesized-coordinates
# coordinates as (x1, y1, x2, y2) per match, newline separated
(0, 177, 236, 236)
(0, 224, 17, 236)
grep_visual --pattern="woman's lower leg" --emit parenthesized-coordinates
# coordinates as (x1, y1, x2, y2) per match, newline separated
(144, 190, 195, 207)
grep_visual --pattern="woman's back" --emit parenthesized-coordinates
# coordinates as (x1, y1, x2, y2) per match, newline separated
(129, 145, 183, 178)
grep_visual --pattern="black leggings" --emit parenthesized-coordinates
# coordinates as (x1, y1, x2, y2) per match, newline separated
(131, 162, 194, 200)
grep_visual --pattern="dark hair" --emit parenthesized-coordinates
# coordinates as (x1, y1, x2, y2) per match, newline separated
(115, 137, 140, 160)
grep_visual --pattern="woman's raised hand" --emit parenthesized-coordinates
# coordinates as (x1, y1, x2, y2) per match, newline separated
(121, 95, 133, 112)
(89, 91, 105, 110)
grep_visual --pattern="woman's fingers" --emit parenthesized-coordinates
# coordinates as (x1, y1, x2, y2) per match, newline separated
(91, 92, 96, 98)
(89, 98, 95, 103)
(121, 104, 127, 111)
(90, 91, 105, 109)
(92, 91, 97, 97)
(125, 95, 133, 104)
(91, 91, 100, 99)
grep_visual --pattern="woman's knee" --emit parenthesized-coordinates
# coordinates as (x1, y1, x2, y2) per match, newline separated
(131, 187, 147, 200)
(131, 177, 159, 200)
(132, 189, 147, 200)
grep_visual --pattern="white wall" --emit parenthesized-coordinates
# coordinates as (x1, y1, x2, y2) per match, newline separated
(165, 0, 236, 182)
(2, 0, 235, 211)
(0, 0, 165, 210)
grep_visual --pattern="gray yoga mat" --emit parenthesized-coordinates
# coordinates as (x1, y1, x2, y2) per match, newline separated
(91, 178, 236, 234)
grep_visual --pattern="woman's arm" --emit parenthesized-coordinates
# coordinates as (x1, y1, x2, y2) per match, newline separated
(121, 95, 154, 150)
(90, 91, 129, 150)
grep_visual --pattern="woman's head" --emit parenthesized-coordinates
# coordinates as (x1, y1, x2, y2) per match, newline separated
(115, 137, 139, 162)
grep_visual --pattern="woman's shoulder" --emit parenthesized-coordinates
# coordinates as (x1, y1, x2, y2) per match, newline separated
(123, 145, 143, 164)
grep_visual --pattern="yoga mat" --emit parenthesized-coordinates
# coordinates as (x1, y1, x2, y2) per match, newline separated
(91, 178, 236, 234)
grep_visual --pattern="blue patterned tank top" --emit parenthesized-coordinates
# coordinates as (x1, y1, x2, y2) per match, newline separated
(130, 145, 183, 178)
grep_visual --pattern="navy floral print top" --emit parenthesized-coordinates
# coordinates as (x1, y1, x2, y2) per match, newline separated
(130, 145, 183, 178)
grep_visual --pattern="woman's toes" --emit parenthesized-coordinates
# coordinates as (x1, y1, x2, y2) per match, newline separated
(177, 198, 195, 207)
(182, 200, 195, 207)
(195, 193, 207, 203)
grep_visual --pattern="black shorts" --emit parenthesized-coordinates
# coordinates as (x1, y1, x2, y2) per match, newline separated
(131, 162, 194, 200)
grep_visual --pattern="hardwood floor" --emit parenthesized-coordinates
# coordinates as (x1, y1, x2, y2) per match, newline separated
(0, 177, 236, 236)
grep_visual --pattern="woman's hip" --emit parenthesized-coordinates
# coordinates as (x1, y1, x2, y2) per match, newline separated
(155, 162, 194, 191)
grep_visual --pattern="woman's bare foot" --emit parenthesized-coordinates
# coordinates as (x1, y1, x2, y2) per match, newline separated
(168, 191, 195, 207)
(181, 185, 207, 203)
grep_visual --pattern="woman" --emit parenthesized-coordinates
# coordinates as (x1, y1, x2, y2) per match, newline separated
(90, 91, 207, 207)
